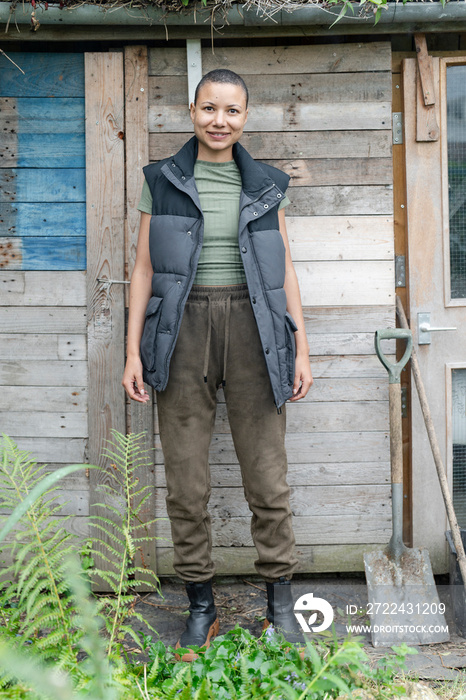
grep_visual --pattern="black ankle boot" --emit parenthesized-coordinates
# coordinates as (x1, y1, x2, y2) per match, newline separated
(175, 580, 219, 662)
(263, 577, 303, 645)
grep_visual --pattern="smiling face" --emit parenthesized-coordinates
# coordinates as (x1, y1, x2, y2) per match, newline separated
(189, 81, 248, 162)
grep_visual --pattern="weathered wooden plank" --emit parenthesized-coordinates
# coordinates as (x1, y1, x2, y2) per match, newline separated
(0, 97, 85, 133)
(39, 464, 90, 490)
(155, 543, 383, 575)
(155, 514, 391, 546)
(149, 131, 392, 161)
(307, 333, 393, 357)
(0, 237, 86, 271)
(1, 412, 87, 439)
(148, 102, 391, 133)
(155, 431, 390, 465)
(287, 186, 393, 217)
(0, 238, 22, 268)
(124, 45, 156, 584)
(2, 386, 87, 411)
(0, 489, 88, 517)
(215, 376, 388, 404)
(0, 169, 86, 203)
(309, 355, 393, 379)
(0, 517, 88, 553)
(85, 52, 126, 589)
(124, 45, 149, 293)
(416, 57, 439, 142)
(0, 307, 86, 334)
(155, 401, 389, 434)
(286, 377, 388, 402)
(0, 203, 86, 235)
(287, 216, 394, 261)
(155, 484, 391, 518)
(155, 460, 390, 488)
(148, 71, 392, 105)
(0, 53, 85, 98)
(265, 158, 393, 187)
(0, 539, 378, 573)
(148, 43, 391, 76)
(1, 133, 85, 168)
(0, 334, 86, 360)
(296, 260, 394, 307)
(284, 400, 389, 434)
(10, 438, 87, 464)
(0, 360, 87, 386)
(1, 271, 86, 305)
(303, 305, 395, 333)
(414, 34, 436, 107)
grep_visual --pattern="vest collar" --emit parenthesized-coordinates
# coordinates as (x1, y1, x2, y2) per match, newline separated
(171, 136, 275, 199)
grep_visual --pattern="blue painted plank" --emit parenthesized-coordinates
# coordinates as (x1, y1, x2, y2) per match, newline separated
(0, 98, 85, 134)
(0, 237, 86, 270)
(1, 203, 86, 236)
(0, 169, 85, 203)
(23, 237, 86, 270)
(4, 133, 85, 168)
(0, 53, 84, 98)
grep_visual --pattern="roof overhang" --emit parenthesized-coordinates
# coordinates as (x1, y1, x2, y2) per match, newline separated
(1, 0, 465, 35)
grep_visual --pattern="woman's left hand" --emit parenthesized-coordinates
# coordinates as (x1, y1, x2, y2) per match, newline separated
(289, 353, 313, 401)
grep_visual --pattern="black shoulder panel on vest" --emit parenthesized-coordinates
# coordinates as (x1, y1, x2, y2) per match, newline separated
(256, 161, 290, 195)
(143, 159, 169, 195)
(142, 159, 200, 218)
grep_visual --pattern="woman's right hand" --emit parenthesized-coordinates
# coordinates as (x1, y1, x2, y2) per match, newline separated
(122, 355, 151, 403)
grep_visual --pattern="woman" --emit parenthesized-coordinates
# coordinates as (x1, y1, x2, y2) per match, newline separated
(122, 69, 313, 659)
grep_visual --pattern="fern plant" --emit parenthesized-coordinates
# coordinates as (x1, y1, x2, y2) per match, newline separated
(0, 432, 162, 683)
(0, 436, 84, 667)
(0, 557, 120, 700)
(88, 430, 161, 659)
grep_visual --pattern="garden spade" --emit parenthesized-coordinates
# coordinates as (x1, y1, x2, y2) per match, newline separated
(363, 329, 449, 647)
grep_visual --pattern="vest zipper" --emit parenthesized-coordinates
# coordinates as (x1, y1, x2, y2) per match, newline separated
(242, 182, 284, 409)
(160, 168, 204, 388)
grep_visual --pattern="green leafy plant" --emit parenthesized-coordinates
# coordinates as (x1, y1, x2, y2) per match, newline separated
(0, 436, 91, 665)
(87, 431, 161, 658)
(143, 624, 411, 699)
(0, 435, 416, 699)
(0, 557, 120, 700)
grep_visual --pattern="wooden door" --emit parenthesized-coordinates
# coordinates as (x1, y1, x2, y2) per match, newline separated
(404, 56, 466, 572)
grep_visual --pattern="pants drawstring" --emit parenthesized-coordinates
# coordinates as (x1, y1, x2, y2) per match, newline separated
(222, 296, 231, 387)
(203, 297, 212, 383)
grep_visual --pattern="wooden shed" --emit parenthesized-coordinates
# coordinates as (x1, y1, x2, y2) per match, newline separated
(1, 4, 466, 581)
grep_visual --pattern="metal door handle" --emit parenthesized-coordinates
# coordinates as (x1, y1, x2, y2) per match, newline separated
(418, 312, 457, 345)
(419, 323, 457, 332)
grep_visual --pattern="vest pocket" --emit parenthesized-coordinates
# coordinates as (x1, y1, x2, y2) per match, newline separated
(140, 296, 163, 372)
(285, 311, 298, 386)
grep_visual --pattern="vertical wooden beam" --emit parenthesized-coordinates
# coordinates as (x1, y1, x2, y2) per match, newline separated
(186, 39, 202, 106)
(85, 52, 126, 588)
(403, 56, 446, 563)
(124, 45, 157, 585)
(392, 64, 412, 547)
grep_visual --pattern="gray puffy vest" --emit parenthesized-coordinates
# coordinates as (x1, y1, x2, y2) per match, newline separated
(140, 136, 297, 409)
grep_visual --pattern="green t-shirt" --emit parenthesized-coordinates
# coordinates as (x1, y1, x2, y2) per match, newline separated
(138, 159, 290, 286)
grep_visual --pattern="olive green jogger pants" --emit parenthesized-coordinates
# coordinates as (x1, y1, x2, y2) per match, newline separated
(156, 284, 299, 584)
